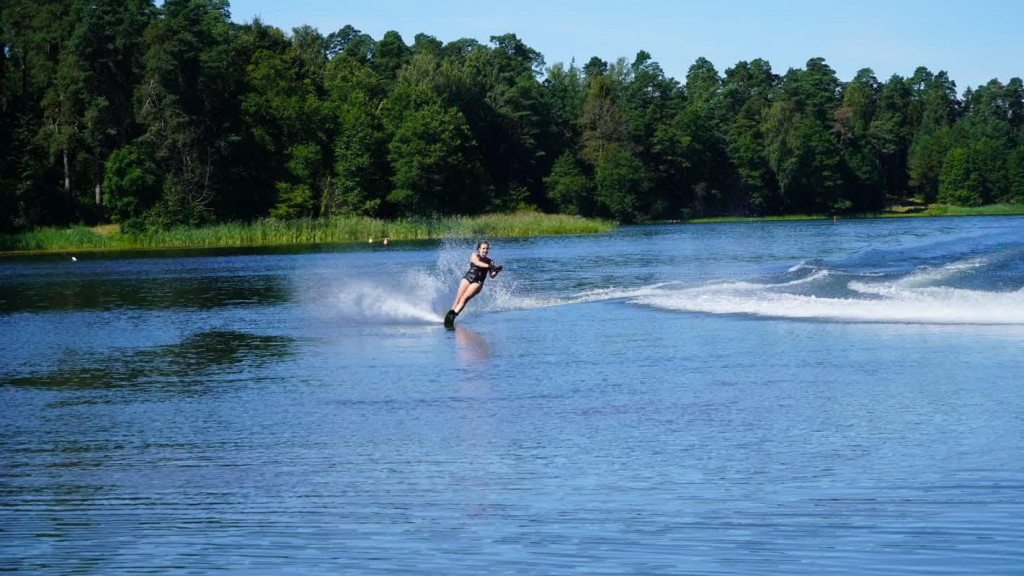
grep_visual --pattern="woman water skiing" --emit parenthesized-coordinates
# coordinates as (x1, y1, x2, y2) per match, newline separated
(445, 241, 502, 326)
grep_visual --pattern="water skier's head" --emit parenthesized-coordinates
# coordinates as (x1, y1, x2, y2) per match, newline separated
(476, 241, 490, 257)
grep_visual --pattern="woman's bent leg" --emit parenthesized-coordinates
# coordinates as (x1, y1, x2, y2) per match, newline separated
(453, 282, 483, 313)
(451, 279, 471, 310)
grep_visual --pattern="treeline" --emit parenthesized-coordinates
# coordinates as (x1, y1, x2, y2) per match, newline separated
(2, 0, 1023, 234)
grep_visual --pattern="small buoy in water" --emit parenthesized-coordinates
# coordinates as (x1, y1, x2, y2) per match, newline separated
(368, 237, 373, 243)
(383, 237, 389, 246)
(71, 256, 77, 262)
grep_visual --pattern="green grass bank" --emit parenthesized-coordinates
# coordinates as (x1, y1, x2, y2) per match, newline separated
(4, 204, 1021, 254)
(0, 212, 616, 254)
(685, 203, 1024, 224)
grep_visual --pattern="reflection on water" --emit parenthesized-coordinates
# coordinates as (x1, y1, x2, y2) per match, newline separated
(455, 327, 491, 363)
(0, 274, 289, 313)
(8, 330, 293, 394)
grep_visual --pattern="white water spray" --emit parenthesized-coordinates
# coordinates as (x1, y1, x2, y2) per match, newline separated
(322, 238, 537, 324)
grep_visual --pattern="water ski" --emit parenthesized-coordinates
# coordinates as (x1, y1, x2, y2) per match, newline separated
(444, 309, 457, 328)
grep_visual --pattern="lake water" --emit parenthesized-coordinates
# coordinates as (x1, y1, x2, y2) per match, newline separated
(2, 216, 1023, 574)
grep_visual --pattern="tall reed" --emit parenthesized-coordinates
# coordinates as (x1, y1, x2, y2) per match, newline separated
(913, 203, 1024, 216)
(0, 227, 115, 251)
(1, 213, 616, 253)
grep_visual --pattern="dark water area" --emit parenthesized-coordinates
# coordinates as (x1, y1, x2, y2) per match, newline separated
(2, 216, 1023, 574)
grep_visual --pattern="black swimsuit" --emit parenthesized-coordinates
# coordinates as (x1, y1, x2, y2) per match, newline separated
(464, 256, 493, 284)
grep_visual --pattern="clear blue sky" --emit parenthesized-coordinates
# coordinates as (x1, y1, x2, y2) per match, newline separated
(225, 0, 1022, 91)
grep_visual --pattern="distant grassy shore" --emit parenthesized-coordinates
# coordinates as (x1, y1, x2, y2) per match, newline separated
(0, 212, 616, 254)
(4, 204, 1021, 254)
(684, 203, 1024, 224)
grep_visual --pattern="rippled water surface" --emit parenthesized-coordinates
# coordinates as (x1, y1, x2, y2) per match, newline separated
(2, 216, 1023, 574)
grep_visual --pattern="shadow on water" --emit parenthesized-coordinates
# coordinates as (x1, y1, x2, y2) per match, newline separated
(0, 275, 289, 313)
(7, 330, 293, 395)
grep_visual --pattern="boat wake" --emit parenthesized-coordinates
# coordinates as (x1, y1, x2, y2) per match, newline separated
(633, 248, 1024, 325)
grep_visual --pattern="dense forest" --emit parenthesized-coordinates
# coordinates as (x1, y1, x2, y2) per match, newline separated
(2, 0, 1023, 234)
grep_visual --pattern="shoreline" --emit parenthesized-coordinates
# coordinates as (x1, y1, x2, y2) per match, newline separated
(3, 205, 1022, 256)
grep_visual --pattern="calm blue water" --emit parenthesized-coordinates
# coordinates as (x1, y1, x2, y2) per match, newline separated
(2, 216, 1023, 574)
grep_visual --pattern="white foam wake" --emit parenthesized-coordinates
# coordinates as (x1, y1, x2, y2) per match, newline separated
(632, 257, 1024, 325)
(894, 257, 989, 288)
(635, 286, 1024, 324)
(485, 283, 677, 312)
